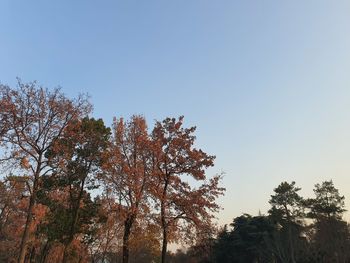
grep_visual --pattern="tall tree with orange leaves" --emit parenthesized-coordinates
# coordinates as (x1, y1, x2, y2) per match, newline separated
(151, 116, 225, 263)
(102, 116, 152, 263)
(0, 80, 91, 263)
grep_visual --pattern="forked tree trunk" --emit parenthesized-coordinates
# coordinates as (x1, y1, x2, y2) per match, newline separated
(18, 176, 39, 263)
(17, 195, 34, 263)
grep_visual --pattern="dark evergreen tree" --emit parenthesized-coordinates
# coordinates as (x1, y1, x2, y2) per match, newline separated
(37, 117, 110, 262)
(268, 181, 305, 263)
(305, 180, 350, 262)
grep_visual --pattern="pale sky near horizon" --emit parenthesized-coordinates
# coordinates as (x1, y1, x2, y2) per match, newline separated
(1, 1, 350, 226)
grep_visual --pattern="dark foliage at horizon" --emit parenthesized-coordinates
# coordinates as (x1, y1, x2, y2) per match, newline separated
(169, 180, 350, 263)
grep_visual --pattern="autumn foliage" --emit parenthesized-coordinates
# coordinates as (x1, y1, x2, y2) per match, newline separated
(0, 81, 224, 263)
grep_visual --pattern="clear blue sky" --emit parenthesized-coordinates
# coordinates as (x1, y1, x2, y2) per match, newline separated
(1, 0, 350, 225)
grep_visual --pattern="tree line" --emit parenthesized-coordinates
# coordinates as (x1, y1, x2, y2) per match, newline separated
(1, 80, 349, 263)
(0, 80, 225, 263)
(168, 180, 350, 263)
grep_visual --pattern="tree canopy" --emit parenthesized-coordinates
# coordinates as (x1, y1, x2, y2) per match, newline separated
(0, 81, 224, 263)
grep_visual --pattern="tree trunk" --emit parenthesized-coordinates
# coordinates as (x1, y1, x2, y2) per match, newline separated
(29, 246, 36, 263)
(288, 224, 295, 263)
(284, 205, 295, 263)
(62, 179, 86, 263)
(122, 217, 133, 263)
(161, 228, 168, 263)
(160, 178, 169, 263)
(40, 241, 50, 263)
(18, 178, 38, 263)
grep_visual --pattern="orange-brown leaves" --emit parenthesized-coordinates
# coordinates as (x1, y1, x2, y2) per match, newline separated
(103, 115, 151, 222)
(20, 157, 31, 170)
(150, 116, 224, 253)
